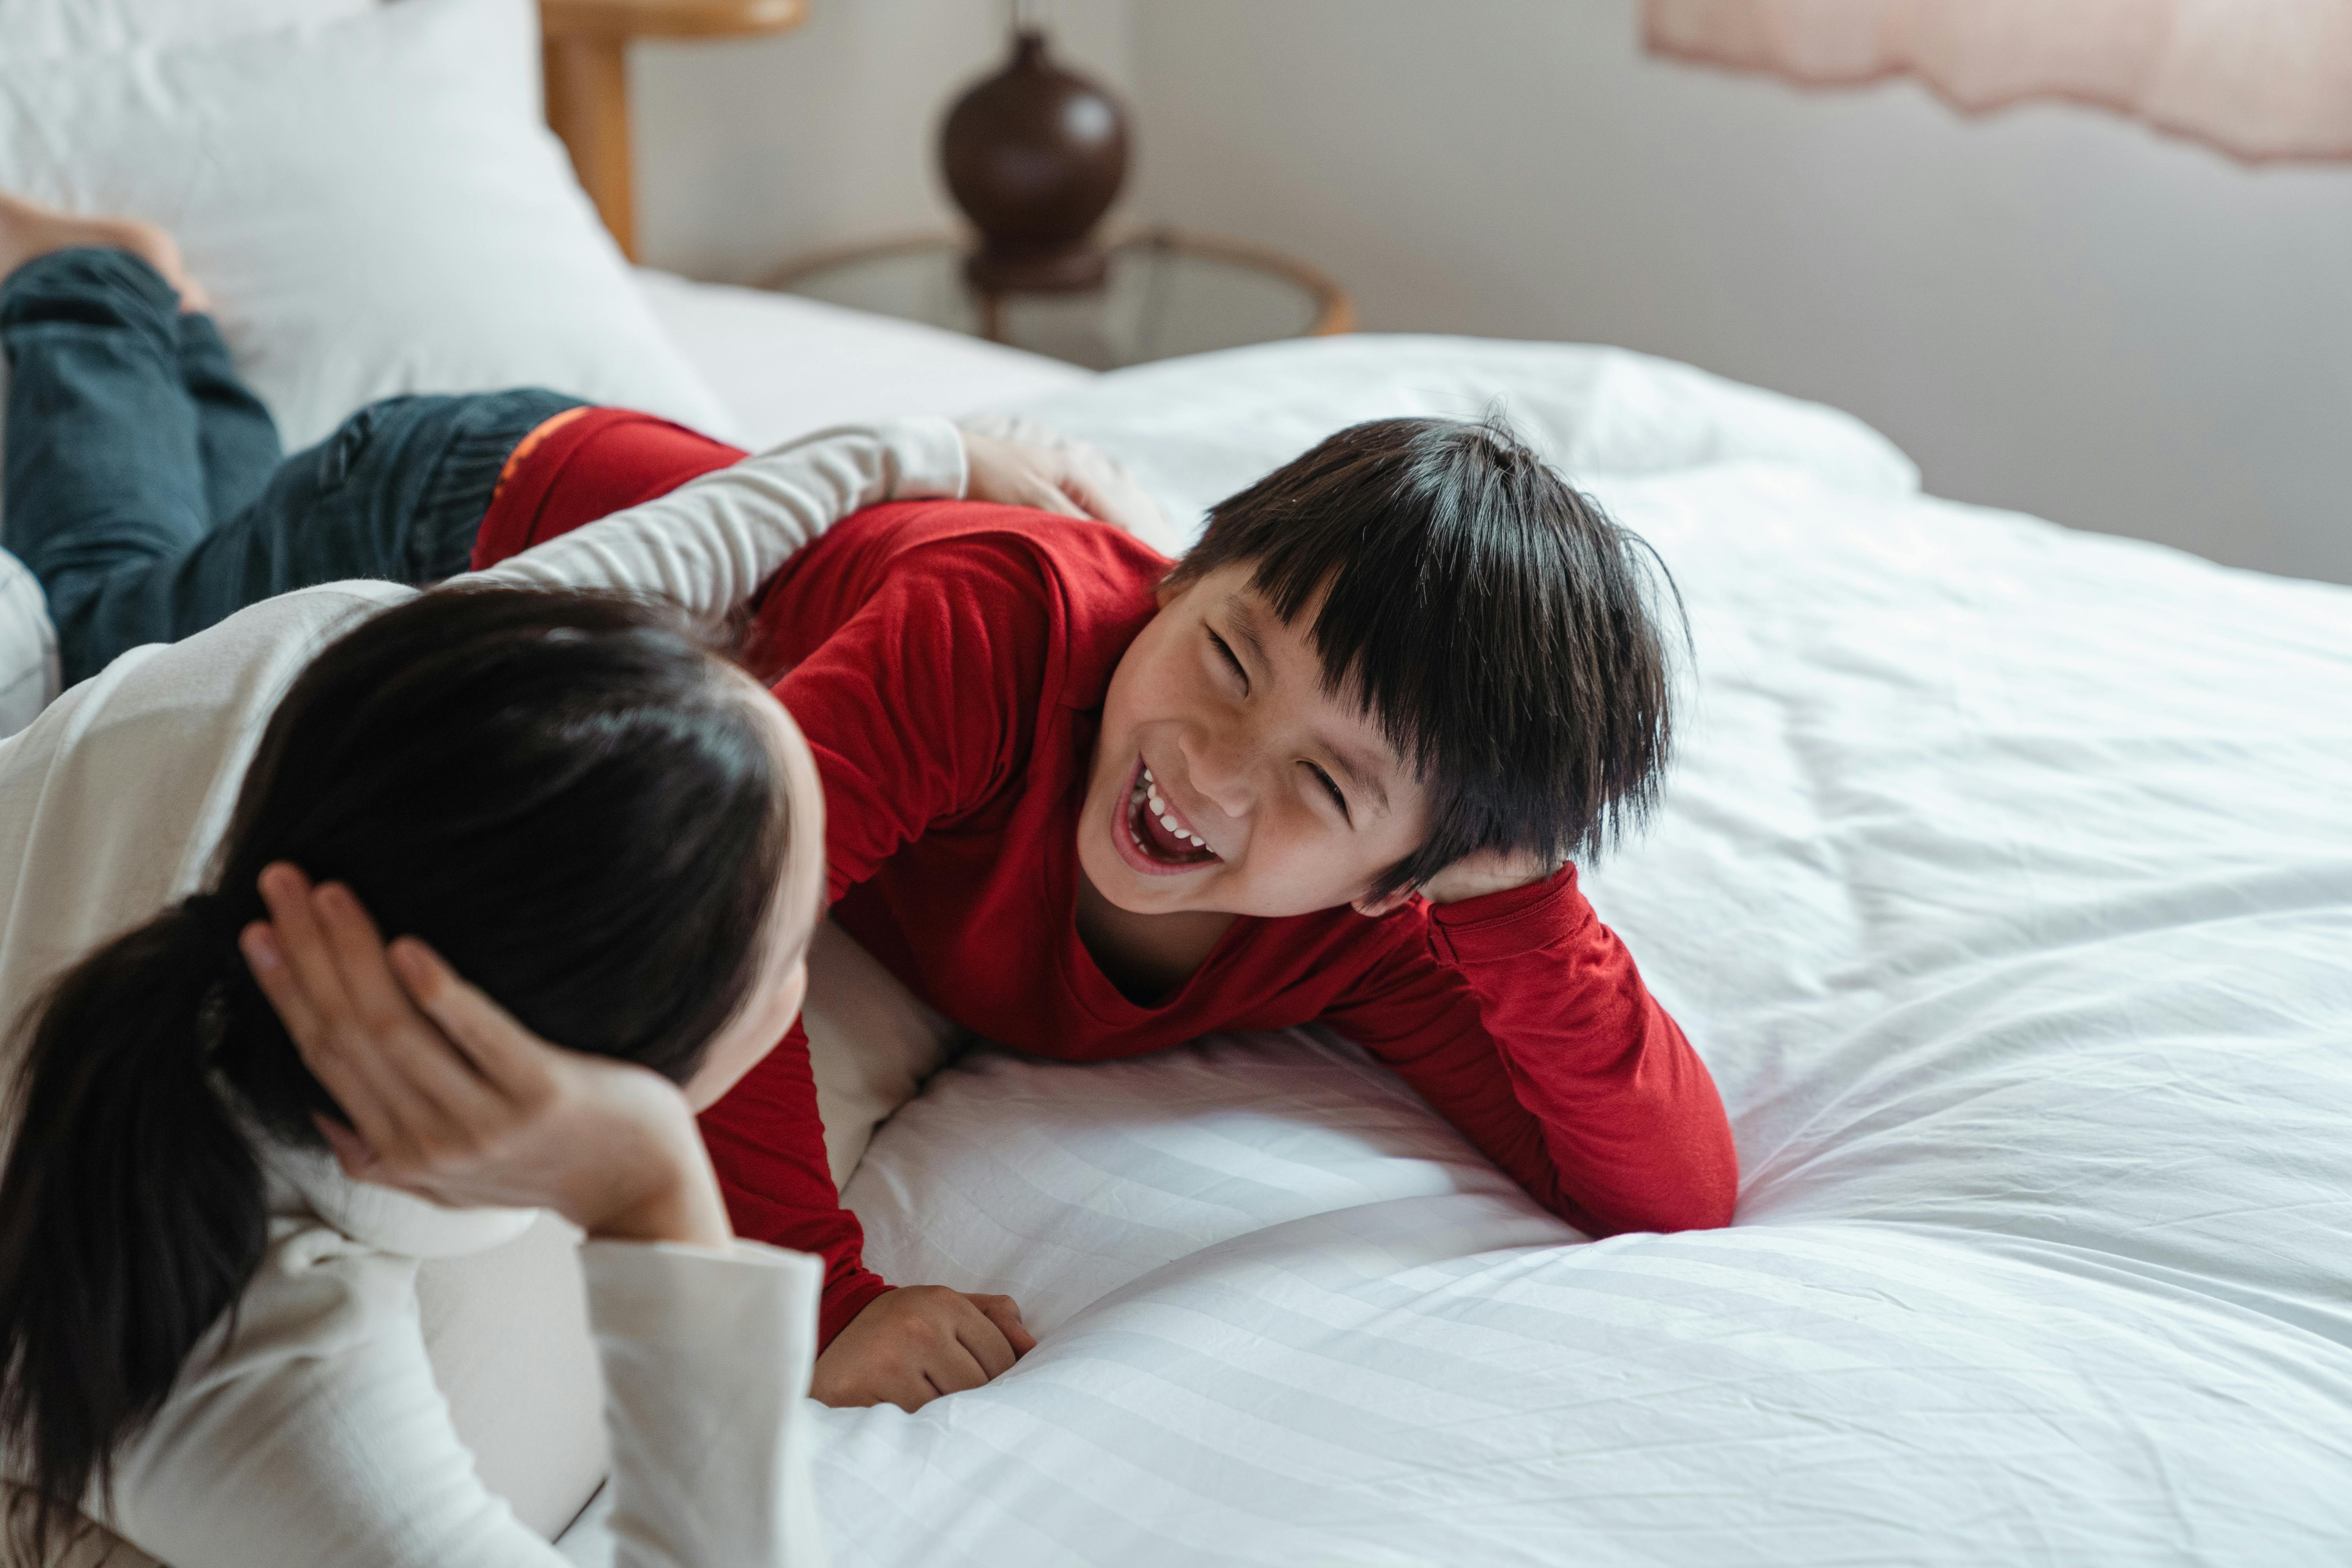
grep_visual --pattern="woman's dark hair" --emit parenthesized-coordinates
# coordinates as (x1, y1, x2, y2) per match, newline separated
(1167, 415, 1682, 900)
(0, 585, 791, 1557)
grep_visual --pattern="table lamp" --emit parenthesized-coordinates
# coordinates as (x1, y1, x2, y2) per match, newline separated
(939, 2, 1130, 294)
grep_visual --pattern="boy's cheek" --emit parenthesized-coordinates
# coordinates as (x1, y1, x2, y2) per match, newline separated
(1221, 835, 1359, 918)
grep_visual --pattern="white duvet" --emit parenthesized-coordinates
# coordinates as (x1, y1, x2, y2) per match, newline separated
(774, 339, 2352, 1567)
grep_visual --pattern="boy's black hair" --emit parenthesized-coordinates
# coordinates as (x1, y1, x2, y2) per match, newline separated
(1168, 415, 1681, 900)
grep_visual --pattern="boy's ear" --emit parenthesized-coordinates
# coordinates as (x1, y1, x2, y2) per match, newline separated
(1351, 886, 1419, 919)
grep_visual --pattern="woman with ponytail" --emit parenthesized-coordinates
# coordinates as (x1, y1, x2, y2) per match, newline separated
(0, 572, 858, 1568)
(0, 583, 839, 1568)
(0, 209, 1145, 1566)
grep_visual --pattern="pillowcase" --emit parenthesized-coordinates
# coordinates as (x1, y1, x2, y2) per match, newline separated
(0, 548, 58, 738)
(1001, 335, 1923, 555)
(0, 0, 733, 458)
(0, 0, 372, 58)
(803, 918, 966, 1184)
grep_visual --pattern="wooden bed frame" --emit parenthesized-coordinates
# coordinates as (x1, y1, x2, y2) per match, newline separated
(540, 0, 808, 261)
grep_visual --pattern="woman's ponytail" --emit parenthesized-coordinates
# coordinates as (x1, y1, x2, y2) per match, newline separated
(0, 895, 269, 1559)
(0, 585, 791, 1555)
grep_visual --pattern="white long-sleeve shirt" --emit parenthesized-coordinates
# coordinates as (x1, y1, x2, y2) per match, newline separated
(0, 419, 969, 1568)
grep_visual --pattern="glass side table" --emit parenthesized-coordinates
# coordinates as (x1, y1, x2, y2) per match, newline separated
(760, 228, 1356, 371)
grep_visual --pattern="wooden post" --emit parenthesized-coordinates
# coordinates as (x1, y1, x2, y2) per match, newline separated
(543, 31, 637, 259)
(539, 0, 811, 262)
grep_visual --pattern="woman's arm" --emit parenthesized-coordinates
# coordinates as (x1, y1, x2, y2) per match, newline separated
(100, 868, 835, 1568)
(466, 417, 1165, 623)
(580, 1239, 828, 1568)
(470, 418, 967, 619)
(102, 1228, 823, 1568)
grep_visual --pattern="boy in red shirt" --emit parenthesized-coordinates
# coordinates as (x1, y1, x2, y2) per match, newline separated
(480, 406, 1739, 1414)
(1, 218, 1731, 1408)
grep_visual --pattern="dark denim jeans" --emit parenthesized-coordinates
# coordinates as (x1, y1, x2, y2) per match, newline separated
(0, 247, 580, 687)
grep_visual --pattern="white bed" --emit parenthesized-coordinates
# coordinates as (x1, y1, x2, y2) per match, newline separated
(591, 283, 2352, 1567)
(5, 3, 2346, 1561)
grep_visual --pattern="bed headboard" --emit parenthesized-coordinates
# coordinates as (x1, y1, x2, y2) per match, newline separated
(539, 0, 808, 261)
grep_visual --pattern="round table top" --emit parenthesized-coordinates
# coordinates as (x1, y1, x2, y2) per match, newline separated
(760, 228, 1355, 371)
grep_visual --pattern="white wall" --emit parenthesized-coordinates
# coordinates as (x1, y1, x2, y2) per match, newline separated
(630, 0, 2352, 585)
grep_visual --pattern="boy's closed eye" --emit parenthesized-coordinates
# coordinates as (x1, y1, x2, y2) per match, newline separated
(1305, 761, 1349, 818)
(1207, 627, 1248, 688)
(1207, 623, 1352, 820)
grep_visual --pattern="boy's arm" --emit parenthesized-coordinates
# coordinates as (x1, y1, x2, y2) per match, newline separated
(1319, 866, 1738, 1237)
(700, 518, 1057, 1343)
(471, 419, 968, 615)
(696, 1015, 891, 1345)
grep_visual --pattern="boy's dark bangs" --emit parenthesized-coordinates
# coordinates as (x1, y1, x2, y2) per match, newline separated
(1183, 416, 1679, 899)
(1241, 503, 1469, 779)
(1254, 536, 1500, 900)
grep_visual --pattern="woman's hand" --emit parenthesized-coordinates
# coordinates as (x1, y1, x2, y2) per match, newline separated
(811, 1286, 1037, 1412)
(238, 862, 731, 1248)
(959, 415, 1174, 539)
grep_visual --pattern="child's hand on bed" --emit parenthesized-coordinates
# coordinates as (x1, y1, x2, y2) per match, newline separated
(240, 862, 733, 1250)
(960, 414, 1173, 540)
(811, 1285, 1037, 1412)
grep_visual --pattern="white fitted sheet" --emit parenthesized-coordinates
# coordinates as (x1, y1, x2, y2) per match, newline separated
(594, 317, 2352, 1566)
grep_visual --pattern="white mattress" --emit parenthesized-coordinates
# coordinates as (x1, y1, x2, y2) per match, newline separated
(592, 302, 2352, 1565)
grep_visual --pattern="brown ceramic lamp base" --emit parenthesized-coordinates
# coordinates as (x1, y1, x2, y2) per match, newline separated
(941, 30, 1129, 301)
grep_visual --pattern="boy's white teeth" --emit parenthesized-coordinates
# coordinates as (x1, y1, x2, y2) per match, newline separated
(1140, 767, 1197, 843)
(1125, 771, 1217, 863)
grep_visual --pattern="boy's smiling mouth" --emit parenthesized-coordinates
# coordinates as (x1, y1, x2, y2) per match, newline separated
(1117, 755, 1221, 874)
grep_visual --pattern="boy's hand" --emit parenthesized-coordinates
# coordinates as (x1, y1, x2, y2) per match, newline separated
(959, 415, 1174, 540)
(811, 1285, 1037, 1412)
(1417, 845, 1565, 906)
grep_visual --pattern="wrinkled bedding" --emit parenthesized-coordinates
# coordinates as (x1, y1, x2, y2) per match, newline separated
(581, 333, 2352, 1567)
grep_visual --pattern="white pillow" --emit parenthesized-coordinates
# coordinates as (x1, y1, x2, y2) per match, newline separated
(0, 0, 372, 58)
(0, 0, 732, 456)
(0, 548, 58, 738)
(1002, 335, 1923, 555)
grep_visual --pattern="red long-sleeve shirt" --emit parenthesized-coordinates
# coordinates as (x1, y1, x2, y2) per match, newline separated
(480, 414, 1740, 1347)
(713, 501, 1737, 1344)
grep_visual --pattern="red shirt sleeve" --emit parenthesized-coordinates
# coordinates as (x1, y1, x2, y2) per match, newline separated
(698, 525, 1054, 1345)
(1318, 866, 1738, 1238)
(696, 1016, 890, 1345)
(471, 407, 745, 569)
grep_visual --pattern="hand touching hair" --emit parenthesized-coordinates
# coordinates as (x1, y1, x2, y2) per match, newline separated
(0, 585, 792, 1559)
